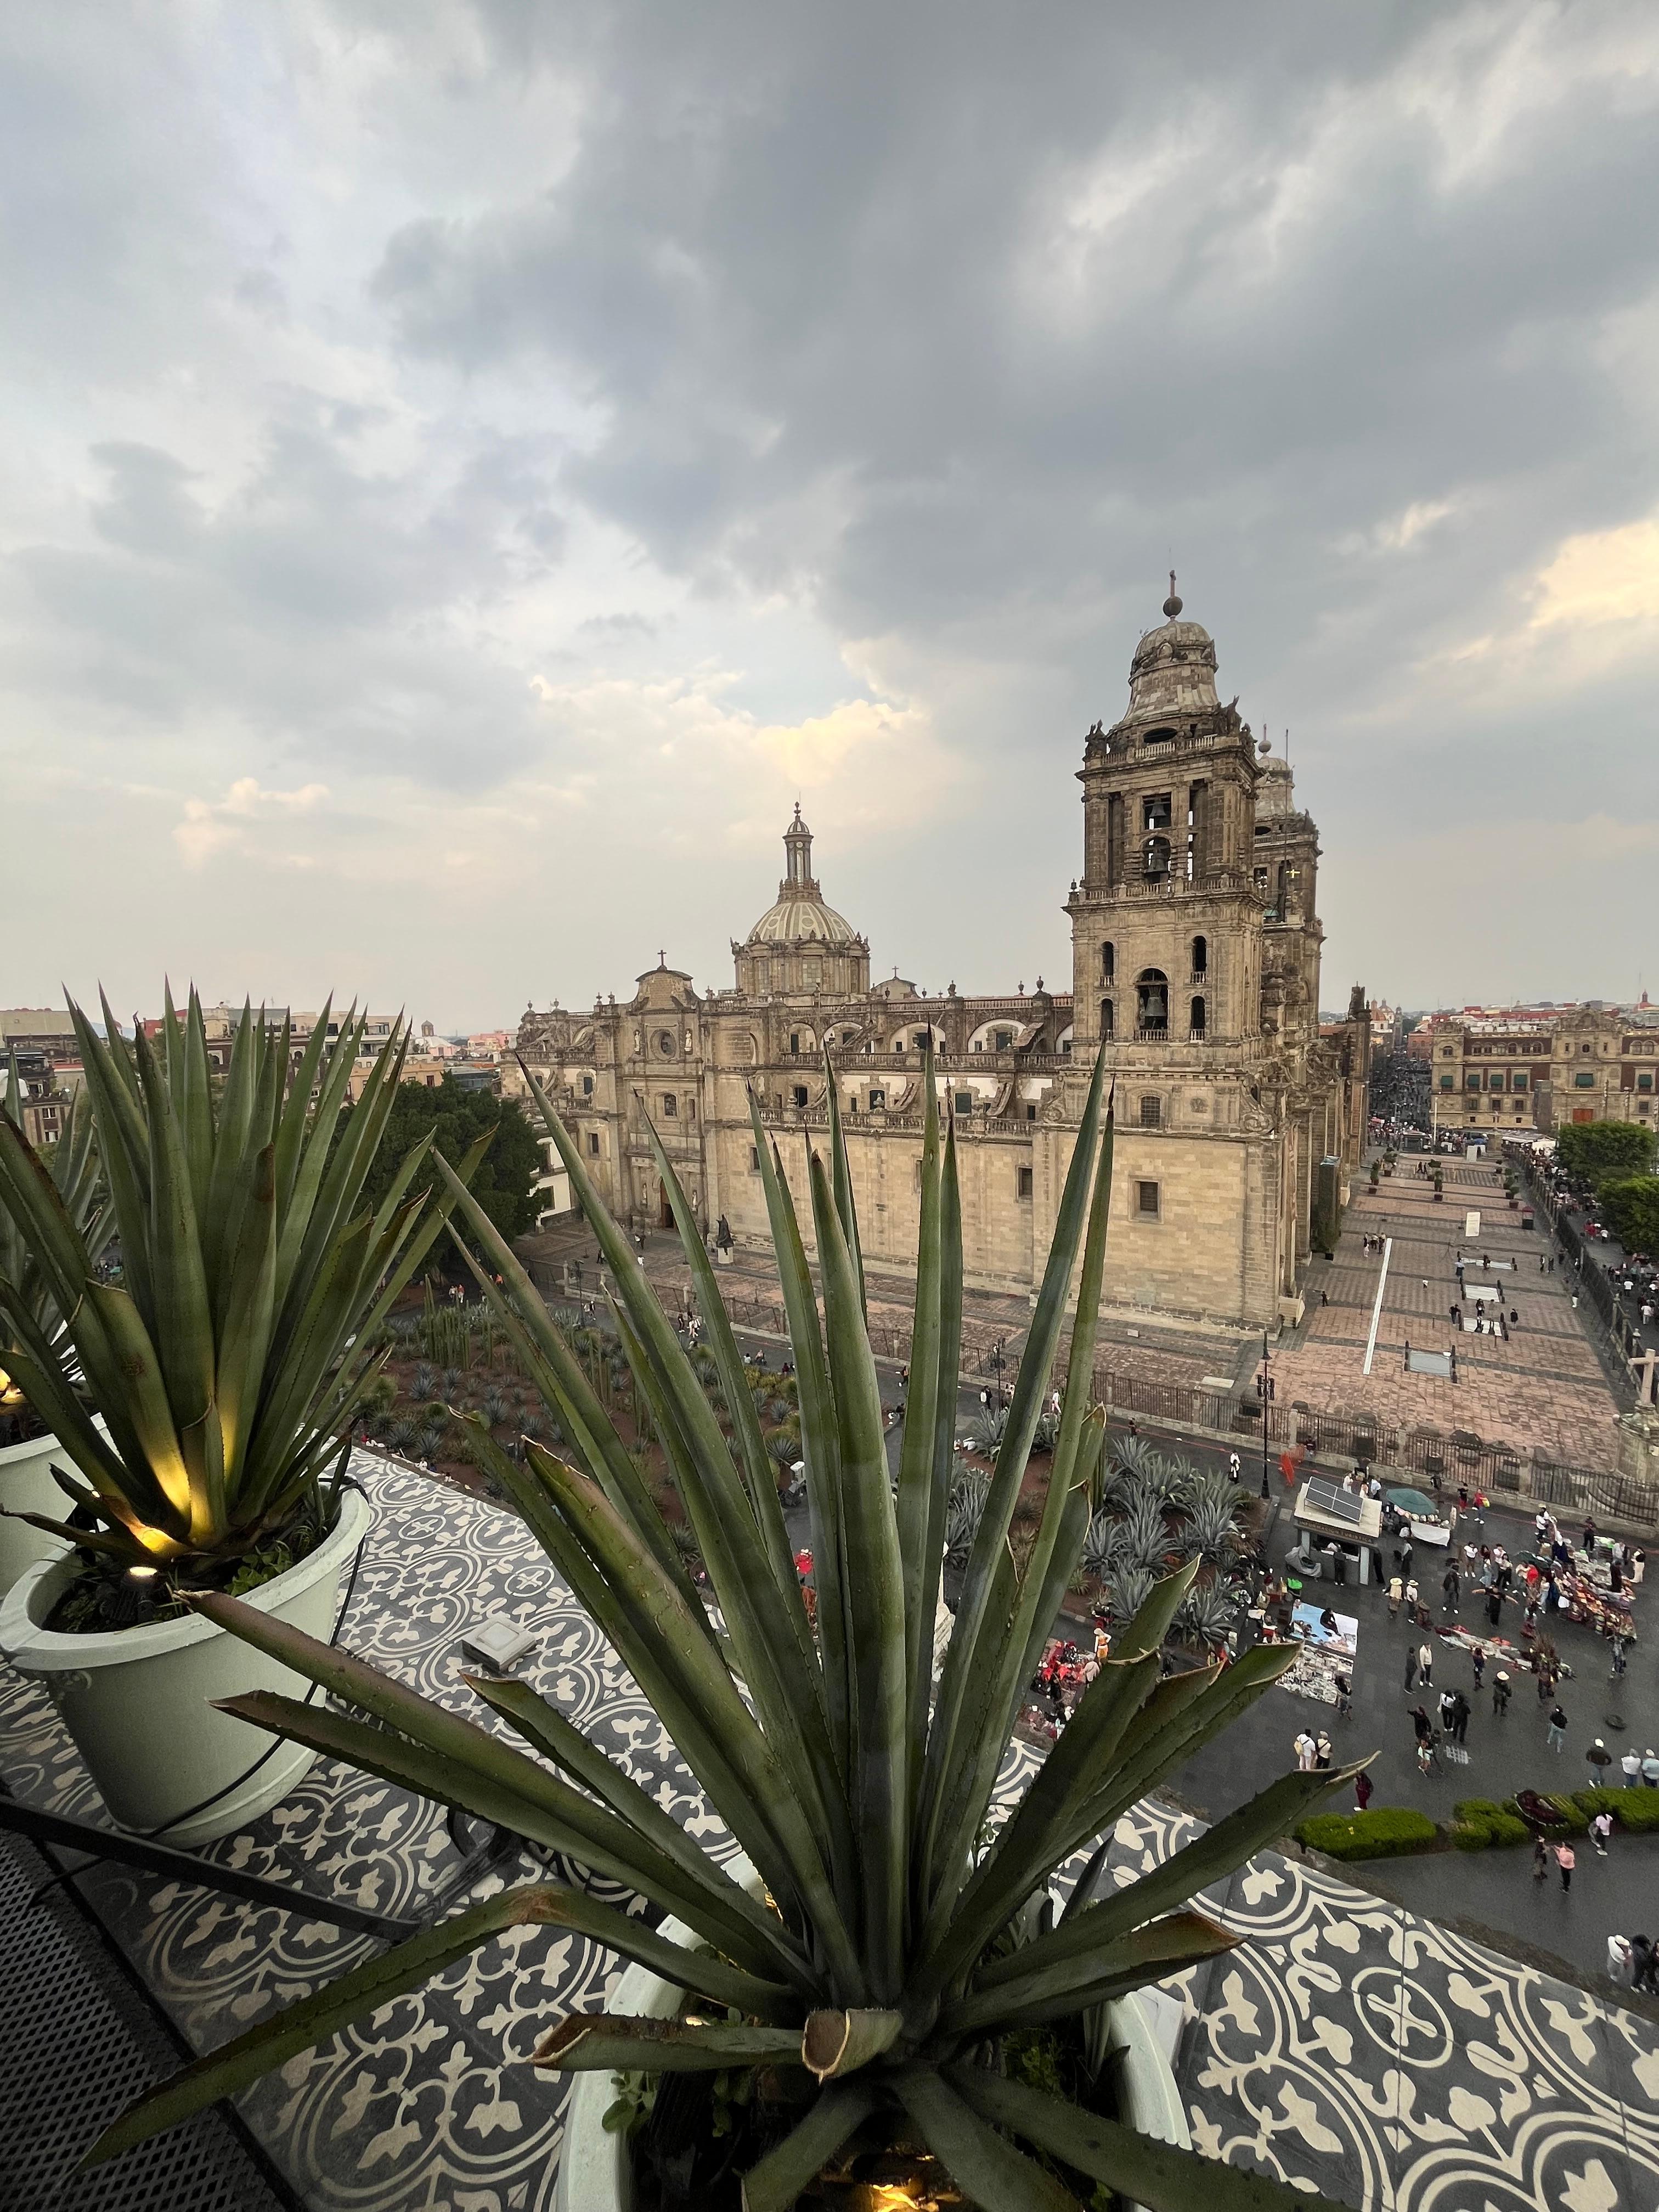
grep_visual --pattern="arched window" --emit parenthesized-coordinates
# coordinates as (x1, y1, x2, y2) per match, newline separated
(1142, 836, 1171, 879)
(1135, 969, 1169, 1034)
(1100, 998, 1115, 1039)
(1190, 995, 1206, 1037)
(1102, 941, 1115, 983)
(1190, 935, 1207, 977)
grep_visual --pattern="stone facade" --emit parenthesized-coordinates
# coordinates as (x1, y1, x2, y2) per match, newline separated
(516, 589, 1366, 1329)
(1426, 1009, 1659, 1135)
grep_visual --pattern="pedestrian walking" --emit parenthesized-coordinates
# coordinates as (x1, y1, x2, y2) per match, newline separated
(1418, 1640, 1434, 1690)
(1405, 1577, 1419, 1613)
(1411, 1703, 1434, 1747)
(1592, 1811, 1613, 1858)
(1622, 1747, 1643, 1787)
(1355, 1769, 1374, 1812)
(1635, 1936, 1658, 1994)
(1586, 1737, 1613, 1785)
(1404, 1645, 1418, 1692)
(1610, 1934, 1635, 1985)
(1295, 1730, 1317, 1773)
(1315, 1731, 1333, 1771)
(1228, 1452, 1242, 1482)
(1452, 1692, 1471, 1746)
(1556, 1841, 1576, 1893)
(1643, 1747, 1659, 1786)
(1548, 1704, 1569, 1752)
(1472, 1647, 1486, 1689)
(1493, 1668, 1512, 1714)
(1388, 1574, 1403, 1621)
(1533, 1837, 1550, 1884)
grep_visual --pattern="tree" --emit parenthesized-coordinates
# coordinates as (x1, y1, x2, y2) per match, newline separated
(1599, 1176, 1659, 1255)
(1555, 1119, 1656, 1189)
(337, 1076, 541, 1262)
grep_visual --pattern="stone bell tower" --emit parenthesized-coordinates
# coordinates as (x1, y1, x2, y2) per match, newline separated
(1068, 577, 1262, 1049)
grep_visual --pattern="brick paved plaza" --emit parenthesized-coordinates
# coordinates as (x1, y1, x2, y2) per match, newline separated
(1274, 1153, 1623, 1464)
(529, 1146, 1623, 1465)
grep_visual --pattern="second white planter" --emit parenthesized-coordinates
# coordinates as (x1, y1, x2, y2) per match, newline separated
(0, 1485, 371, 1848)
(0, 1425, 75, 1599)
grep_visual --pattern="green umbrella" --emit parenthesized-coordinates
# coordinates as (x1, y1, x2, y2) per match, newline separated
(1387, 1486, 1437, 1517)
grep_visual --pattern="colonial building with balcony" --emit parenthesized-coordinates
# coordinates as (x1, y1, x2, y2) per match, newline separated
(515, 585, 1364, 1329)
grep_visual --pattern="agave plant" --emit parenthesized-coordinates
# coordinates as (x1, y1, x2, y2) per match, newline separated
(969, 1404, 1011, 1453)
(1181, 1480, 1247, 1567)
(1108, 1432, 1163, 1488)
(0, 991, 479, 1571)
(943, 1465, 992, 1568)
(1, 1052, 116, 1375)
(1118, 1493, 1173, 1576)
(1173, 1581, 1243, 1654)
(1102, 1562, 1156, 1627)
(1081, 1506, 1129, 1583)
(87, 1052, 1353, 2212)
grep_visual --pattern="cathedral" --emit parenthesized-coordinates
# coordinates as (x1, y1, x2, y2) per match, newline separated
(516, 586, 1368, 1330)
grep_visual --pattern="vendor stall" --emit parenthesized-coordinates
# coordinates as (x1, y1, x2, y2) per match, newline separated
(1289, 1478, 1382, 1584)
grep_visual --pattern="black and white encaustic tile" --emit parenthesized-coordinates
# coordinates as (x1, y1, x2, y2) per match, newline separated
(3, 1453, 1658, 2210)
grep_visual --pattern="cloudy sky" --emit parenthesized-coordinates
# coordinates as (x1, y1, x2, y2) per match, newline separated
(5, 2, 1658, 1029)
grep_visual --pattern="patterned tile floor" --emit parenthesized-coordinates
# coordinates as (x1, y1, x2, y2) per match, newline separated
(4, 1455, 1658, 2210)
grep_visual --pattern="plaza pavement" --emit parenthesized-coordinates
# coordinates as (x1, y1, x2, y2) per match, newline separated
(1173, 1492, 1658, 1986)
(1272, 1153, 1623, 1465)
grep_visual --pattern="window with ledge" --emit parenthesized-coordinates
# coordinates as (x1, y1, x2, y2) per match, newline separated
(1100, 998, 1115, 1039)
(1440, 1074, 1454, 1090)
(662, 1094, 677, 1116)
(1142, 793, 1173, 831)
(1102, 941, 1115, 983)
(1017, 1166, 1034, 1199)
(1189, 995, 1206, 1037)
(1190, 934, 1207, 977)
(1137, 1180, 1161, 1218)
(1142, 835, 1172, 879)
(588, 1132, 600, 1155)
(582, 1075, 594, 1096)
(955, 1091, 973, 1115)
(1025, 1103, 1037, 1121)
(789, 1032, 800, 1054)
(1138, 1094, 1161, 1128)
(1575, 1073, 1595, 1088)
(869, 1087, 886, 1109)
(792, 1086, 808, 1107)
(994, 1029, 1013, 1049)
(751, 1146, 760, 1170)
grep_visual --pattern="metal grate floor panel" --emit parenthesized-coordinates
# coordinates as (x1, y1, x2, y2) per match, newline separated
(0, 1831, 296, 2212)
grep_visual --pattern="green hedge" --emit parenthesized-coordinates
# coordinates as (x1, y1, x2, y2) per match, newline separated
(1295, 1808, 1438, 1861)
(1575, 1787, 1659, 1833)
(1449, 1810, 1530, 1850)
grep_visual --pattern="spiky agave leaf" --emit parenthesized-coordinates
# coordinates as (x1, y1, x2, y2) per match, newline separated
(86, 1054, 1355, 2212)
(0, 993, 482, 1566)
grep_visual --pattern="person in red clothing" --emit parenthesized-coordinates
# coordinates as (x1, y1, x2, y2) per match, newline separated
(1354, 1771, 1374, 1813)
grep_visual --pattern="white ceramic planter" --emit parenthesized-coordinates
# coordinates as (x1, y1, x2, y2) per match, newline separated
(0, 1485, 371, 1848)
(0, 1426, 75, 1598)
(551, 1872, 1188, 2212)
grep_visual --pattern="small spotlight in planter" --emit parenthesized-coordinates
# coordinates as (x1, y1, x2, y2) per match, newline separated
(459, 1615, 538, 1674)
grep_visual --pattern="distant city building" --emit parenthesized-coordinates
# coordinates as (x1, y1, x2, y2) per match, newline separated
(1425, 1009, 1658, 1133)
(516, 588, 1368, 1328)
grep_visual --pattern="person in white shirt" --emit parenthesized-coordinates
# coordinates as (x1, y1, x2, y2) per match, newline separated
(1623, 1748, 1643, 1787)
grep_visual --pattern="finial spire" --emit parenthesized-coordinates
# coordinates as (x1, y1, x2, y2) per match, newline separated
(1163, 569, 1183, 619)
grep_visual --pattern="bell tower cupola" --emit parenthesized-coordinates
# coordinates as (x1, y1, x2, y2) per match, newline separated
(1066, 578, 1263, 1050)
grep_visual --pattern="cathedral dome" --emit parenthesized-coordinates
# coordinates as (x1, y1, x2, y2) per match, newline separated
(743, 807, 860, 946)
(747, 890, 860, 945)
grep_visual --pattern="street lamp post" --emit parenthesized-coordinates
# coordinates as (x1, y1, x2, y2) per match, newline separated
(1259, 1326, 1272, 1500)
